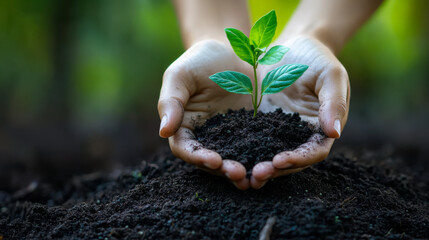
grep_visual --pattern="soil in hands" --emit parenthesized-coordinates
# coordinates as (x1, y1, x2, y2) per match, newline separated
(194, 108, 318, 171)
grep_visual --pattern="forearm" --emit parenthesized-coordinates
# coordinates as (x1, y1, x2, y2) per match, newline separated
(279, 0, 383, 55)
(173, 0, 250, 48)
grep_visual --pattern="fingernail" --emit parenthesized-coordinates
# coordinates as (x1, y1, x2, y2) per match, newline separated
(280, 162, 293, 169)
(255, 181, 268, 190)
(225, 172, 231, 179)
(159, 115, 168, 134)
(261, 174, 272, 181)
(334, 119, 341, 137)
(232, 181, 241, 190)
(203, 161, 215, 169)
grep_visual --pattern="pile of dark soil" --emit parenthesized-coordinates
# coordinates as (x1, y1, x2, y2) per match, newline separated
(0, 148, 428, 239)
(195, 109, 316, 170)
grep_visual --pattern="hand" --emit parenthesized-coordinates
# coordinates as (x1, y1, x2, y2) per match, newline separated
(158, 40, 253, 190)
(250, 36, 350, 189)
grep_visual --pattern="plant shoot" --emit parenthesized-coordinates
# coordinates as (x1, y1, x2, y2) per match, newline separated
(209, 10, 308, 117)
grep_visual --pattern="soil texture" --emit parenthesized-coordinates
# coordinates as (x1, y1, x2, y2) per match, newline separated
(0, 148, 428, 239)
(194, 109, 316, 171)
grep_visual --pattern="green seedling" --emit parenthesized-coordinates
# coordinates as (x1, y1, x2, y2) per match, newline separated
(335, 216, 341, 224)
(132, 170, 142, 179)
(209, 10, 308, 117)
(195, 192, 210, 202)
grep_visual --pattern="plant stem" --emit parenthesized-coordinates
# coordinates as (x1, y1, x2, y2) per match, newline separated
(256, 94, 263, 109)
(252, 63, 258, 118)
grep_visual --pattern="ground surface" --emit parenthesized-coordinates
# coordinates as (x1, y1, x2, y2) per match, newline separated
(195, 109, 316, 171)
(0, 147, 428, 239)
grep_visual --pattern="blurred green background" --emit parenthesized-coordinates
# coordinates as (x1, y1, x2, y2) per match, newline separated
(0, 0, 428, 176)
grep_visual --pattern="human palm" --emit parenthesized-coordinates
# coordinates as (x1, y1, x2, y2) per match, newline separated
(251, 36, 350, 189)
(159, 37, 350, 190)
(158, 40, 254, 189)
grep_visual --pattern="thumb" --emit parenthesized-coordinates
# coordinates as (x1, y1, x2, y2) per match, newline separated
(318, 66, 350, 138)
(158, 65, 194, 138)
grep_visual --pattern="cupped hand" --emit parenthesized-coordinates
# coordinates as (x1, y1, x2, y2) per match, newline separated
(250, 36, 350, 189)
(158, 40, 253, 190)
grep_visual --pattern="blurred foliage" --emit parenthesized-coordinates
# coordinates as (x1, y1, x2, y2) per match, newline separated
(340, 0, 429, 117)
(0, 0, 428, 129)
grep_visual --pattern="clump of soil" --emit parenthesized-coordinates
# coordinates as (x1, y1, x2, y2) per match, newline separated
(194, 108, 317, 170)
(0, 149, 428, 239)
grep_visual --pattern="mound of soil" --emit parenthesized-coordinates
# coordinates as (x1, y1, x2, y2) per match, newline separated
(195, 109, 317, 171)
(0, 148, 428, 239)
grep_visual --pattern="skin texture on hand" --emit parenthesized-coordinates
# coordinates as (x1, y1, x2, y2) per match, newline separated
(158, 37, 350, 190)
(250, 36, 350, 189)
(164, 0, 380, 190)
(283, 0, 383, 55)
(158, 40, 254, 190)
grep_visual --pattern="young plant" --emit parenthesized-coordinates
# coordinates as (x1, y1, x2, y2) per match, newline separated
(209, 10, 308, 117)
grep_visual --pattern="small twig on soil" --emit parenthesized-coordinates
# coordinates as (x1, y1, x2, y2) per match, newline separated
(72, 172, 105, 188)
(12, 181, 38, 200)
(341, 196, 356, 207)
(385, 228, 393, 237)
(259, 216, 277, 240)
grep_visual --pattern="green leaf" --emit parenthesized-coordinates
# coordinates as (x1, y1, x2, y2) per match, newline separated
(259, 45, 289, 65)
(261, 64, 308, 95)
(209, 71, 253, 94)
(225, 28, 254, 65)
(249, 10, 277, 49)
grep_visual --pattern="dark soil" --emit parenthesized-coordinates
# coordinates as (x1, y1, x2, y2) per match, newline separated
(1, 148, 428, 239)
(195, 109, 317, 171)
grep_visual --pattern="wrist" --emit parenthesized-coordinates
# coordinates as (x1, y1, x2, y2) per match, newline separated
(185, 34, 230, 49)
(278, 22, 344, 56)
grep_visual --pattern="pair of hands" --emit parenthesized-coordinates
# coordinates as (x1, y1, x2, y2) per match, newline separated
(158, 36, 350, 190)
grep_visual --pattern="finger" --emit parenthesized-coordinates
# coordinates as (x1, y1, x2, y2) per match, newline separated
(219, 160, 247, 181)
(252, 161, 275, 181)
(250, 176, 268, 190)
(231, 177, 250, 190)
(251, 166, 306, 190)
(193, 159, 247, 182)
(169, 127, 222, 169)
(252, 161, 307, 181)
(198, 165, 250, 190)
(317, 65, 350, 138)
(158, 63, 195, 138)
(272, 134, 334, 169)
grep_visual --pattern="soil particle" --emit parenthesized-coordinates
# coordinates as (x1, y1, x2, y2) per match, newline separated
(194, 108, 318, 171)
(0, 149, 428, 239)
